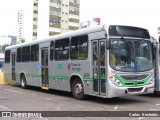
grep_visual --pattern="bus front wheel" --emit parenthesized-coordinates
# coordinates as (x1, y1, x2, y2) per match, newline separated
(20, 75, 27, 89)
(72, 78, 85, 100)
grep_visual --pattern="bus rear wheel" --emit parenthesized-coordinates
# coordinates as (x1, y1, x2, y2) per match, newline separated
(20, 75, 27, 89)
(72, 78, 85, 100)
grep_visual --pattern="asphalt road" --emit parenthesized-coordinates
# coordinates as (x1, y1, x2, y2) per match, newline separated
(0, 84, 160, 120)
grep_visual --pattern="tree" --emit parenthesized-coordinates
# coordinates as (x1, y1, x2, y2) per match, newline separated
(17, 38, 26, 44)
(2, 44, 10, 53)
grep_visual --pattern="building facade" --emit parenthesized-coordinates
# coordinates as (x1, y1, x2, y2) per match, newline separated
(18, 0, 80, 41)
(17, 10, 24, 40)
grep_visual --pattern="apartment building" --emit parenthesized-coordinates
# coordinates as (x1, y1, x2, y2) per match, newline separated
(18, 0, 80, 41)
(17, 10, 24, 40)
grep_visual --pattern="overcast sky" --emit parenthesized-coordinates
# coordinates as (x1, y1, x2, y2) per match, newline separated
(80, 0, 160, 36)
(0, 0, 159, 36)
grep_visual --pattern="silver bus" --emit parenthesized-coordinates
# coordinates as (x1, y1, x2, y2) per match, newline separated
(4, 24, 155, 99)
(154, 36, 160, 94)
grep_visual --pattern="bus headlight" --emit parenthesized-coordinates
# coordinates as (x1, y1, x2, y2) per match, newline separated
(109, 75, 123, 87)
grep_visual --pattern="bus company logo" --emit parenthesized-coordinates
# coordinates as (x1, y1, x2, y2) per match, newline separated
(68, 64, 70, 70)
(135, 81, 138, 86)
(2, 112, 11, 117)
(58, 64, 63, 70)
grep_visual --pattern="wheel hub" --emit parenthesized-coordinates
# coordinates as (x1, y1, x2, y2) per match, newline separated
(74, 83, 82, 95)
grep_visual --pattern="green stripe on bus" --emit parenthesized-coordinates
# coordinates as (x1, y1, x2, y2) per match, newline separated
(83, 78, 93, 81)
(10, 73, 93, 82)
(26, 74, 41, 77)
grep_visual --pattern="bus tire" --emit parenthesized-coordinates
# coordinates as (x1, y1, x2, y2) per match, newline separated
(20, 75, 27, 89)
(154, 90, 160, 95)
(72, 78, 85, 100)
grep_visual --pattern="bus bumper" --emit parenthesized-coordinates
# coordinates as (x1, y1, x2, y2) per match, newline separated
(107, 83, 154, 98)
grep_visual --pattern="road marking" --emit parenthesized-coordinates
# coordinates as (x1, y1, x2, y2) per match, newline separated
(114, 105, 119, 110)
(0, 97, 8, 99)
(156, 104, 160, 106)
(0, 105, 12, 110)
(149, 108, 158, 111)
(4, 89, 23, 94)
(138, 117, 145, 120)
(50, 99, 87, 109)
(31, 117, 48, 120)
(113, 105, 125, 110)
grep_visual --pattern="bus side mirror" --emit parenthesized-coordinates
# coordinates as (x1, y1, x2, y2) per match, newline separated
(159, 36, 160, 43)
(106, 39, 111, 49)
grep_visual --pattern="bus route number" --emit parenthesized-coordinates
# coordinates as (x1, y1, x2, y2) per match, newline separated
(84, 73, 90, 77)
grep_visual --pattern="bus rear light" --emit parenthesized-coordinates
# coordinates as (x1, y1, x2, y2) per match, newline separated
(84, 81, 90, 85)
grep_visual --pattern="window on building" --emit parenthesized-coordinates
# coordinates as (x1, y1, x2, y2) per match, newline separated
(69, 0, 79, 4)
(17, 48, 22, 62)
(49, 11, 61, 16)
(70, 35, 88, 60)
(55, 38, 69, 60)
(33, 17, 38, 21)
(33, 32, 37, 36)
(33, 10, 38, 14)
(69, 6, 79, 13)
(5, 50, 10, 63)
(22, 46, 30, 62)
(50, 2, 61, 8)
(34, 3, 38, 6)
(31, 44, 39, 62)
(49, 19, 61, 25)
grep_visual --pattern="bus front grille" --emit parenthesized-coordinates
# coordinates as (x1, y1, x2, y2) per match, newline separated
(120, 74, 149, 81)
(127, 87, 143, 92)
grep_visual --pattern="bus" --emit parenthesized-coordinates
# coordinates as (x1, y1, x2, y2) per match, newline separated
(154, 36, 160, 94)
(4, 24, 155, 99)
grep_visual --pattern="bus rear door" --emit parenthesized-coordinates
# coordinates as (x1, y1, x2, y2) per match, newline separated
(11, 52, 16, 81)
(40, 47, 49, 89)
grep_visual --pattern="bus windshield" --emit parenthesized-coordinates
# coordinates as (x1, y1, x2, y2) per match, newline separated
(109, 38, 153, 72)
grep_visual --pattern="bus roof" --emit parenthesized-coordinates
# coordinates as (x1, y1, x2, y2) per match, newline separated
(5, 24, 150, 50)
(5, 24, 106, 50)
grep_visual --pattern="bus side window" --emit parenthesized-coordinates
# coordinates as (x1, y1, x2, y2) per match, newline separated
(71, 35, 88, 60)
(100, 41, 105, 66)
(55, 38, 69, 60)
(93, 42, 98, 66)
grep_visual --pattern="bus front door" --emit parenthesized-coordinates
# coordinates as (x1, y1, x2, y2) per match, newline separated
(41, 48, 49, 88)
(11, 53, 16, 80)
(92, 40, 106, 95)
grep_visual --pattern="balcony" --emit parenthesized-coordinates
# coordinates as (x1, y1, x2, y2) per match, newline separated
(49, 24, 61, 28)
(69, 18, 79, 23)
(50, 6, 61, 12)
(69, 26, 79, 30)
